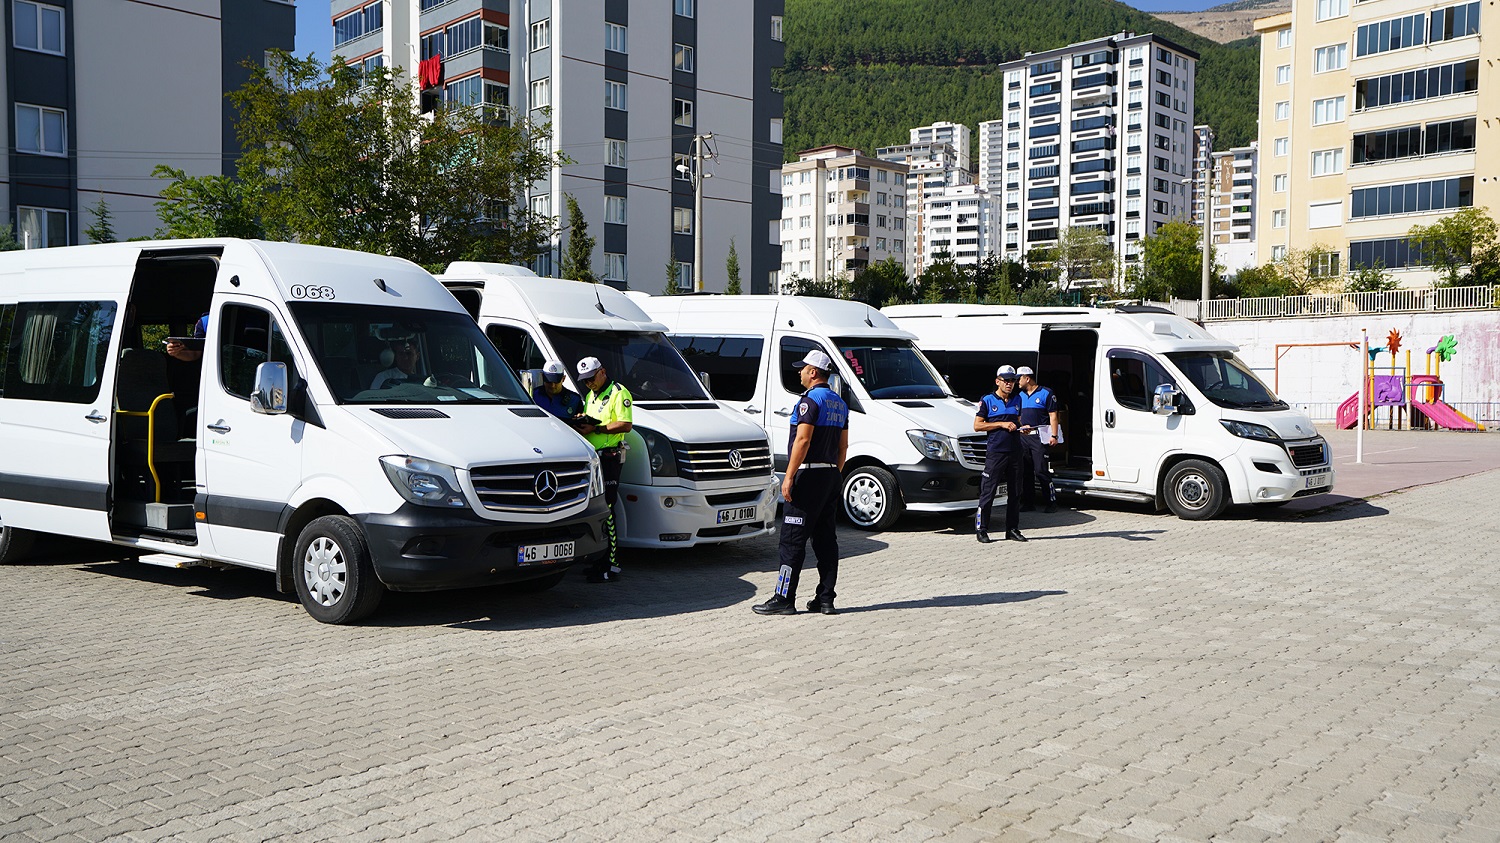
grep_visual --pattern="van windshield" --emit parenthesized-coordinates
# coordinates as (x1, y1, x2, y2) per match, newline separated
(1165, 350, 1288, 410)
(834, 337, 949, 399)
(542, 325, 710, 402)
(289, 302, 531, 405)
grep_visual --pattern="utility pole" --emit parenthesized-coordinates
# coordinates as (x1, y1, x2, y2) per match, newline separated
(676, 133, 715, 292)
(1196, 128, 1215, 322)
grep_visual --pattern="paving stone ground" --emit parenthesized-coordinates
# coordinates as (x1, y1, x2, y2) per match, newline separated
(3, 460, 1500, 842)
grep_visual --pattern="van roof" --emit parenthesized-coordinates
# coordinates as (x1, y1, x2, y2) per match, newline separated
(884, 302, 1235, 353)
(643, 294, 916, 340)
(438, 265, 668, 332)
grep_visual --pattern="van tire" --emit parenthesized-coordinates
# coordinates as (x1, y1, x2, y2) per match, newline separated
(1162, 460, 1230, 521)
(0, 524, 37, 564)
(841, 466, 903, 531)
(293, 515, 385, 624)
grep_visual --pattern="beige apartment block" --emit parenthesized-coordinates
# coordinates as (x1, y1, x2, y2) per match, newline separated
(777, 146, 909, 286)
(1254, 0, 1497, 287)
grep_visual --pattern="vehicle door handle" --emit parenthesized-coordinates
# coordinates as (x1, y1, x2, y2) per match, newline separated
(1104, 410, 1116, 428)
(207, 420, 232, 434)
(85, 410, 108, 424)
(773, 408, 792, 417)
(744, 406, 761, 414)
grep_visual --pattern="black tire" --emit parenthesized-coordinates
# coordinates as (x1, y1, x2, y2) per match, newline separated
(292, 515, 386, 624)
(0, 522, 37, 565)
(841, 465, 904, 531)
(506, 570, 568, 594)
(1162, 459, 1230, 521)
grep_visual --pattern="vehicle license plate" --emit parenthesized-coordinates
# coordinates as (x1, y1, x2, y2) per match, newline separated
(716, 506, 758, 525)
(1305, 474, 1330, 489)
(517, 541, 575, 566)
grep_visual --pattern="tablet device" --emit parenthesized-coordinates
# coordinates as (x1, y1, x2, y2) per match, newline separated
(164, 337, 205, 350)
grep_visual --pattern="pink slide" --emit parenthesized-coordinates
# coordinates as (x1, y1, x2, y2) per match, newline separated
(1412, 399, 1484, 431)
(1336, 392, 1361, 429)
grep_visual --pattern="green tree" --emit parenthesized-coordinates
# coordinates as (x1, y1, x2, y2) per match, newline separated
(1344, 262, 1398, 293)
(663, 255, 683, 296)
(559, 194, 597, 283)
(916, 250, 976, 303)
(1268, 244, 1336, 296)
(1222, 263, 1294, 299)
(0, 224, 20, 251)
(725, 238, 742, 294)
(974, 254, 1025, 304)
(153, 165, 266, 239)
(780, 274, 841, 297)
(847, 257, 908, 306)
(1407, 207, 1500, 287)
(1137, 221, 1217, 301)
(1053, 226, 1116, 290)
(83, 195, 118, 244)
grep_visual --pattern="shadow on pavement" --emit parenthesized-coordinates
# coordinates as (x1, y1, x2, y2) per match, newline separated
(1291, 499, 1391, 522)
(1033, 529, 1166, 541)
(836, 589, 1067, 613)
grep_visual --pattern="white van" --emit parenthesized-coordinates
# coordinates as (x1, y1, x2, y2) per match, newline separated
(437, 264, 778, 548)
(638, 295, 985, 530)
(0, 240, 610, 623)
(884, 303, 1335, 519)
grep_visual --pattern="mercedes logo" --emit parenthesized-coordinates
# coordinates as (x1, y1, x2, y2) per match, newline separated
(728, 449, 743, 470)
(533, 470, 559, 503)
(1295, 424, 1303, 433)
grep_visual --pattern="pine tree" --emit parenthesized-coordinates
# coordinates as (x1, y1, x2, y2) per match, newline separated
(724, 238, 742, 294)
(559, 194, 597, 283)
(0, 224, 21, 251)
(663, 255, 683, 296)
(83, 195, 118, 244)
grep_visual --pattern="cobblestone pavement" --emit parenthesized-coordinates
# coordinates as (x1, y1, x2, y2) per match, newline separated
(4, 468, 1500, 842)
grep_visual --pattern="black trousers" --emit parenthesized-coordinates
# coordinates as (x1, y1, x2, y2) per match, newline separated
(596, 447, 623, 572)
(775, 467, 840, 605)
(975, 448, 1021, 534)
(1019, 434, 1057, 505)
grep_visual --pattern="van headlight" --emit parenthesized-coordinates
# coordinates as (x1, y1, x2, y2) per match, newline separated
(907, 429, 957, 461)
(1219, 419, 1281, 444)
(380, 456, 469, 508)
(589, 453, 605, 497)
(638, 427, 679, 477)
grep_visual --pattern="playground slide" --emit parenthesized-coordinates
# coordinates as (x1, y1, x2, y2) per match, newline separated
(1336, 392, 1360, 429)
(1412, 399, 1484, 431)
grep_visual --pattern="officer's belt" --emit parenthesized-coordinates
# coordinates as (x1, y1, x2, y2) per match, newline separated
(800, 462, 837, 469)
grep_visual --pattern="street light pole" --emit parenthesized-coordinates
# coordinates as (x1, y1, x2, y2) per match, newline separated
(1200, 154, 1212, 321)
(692, 132, 713, 292)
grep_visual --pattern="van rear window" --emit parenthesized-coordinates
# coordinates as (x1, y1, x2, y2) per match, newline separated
(1, 300, 117, 403)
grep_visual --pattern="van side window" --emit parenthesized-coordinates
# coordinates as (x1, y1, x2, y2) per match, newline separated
(2, 300, 117, 403)
(486, 324, 547, 373)
(1108, 349, 1177, 412)
(219, 305, 296, 400)
(670, 334, 762, 401)
(0, 303, 14, 396)
(779, 336, 832, 394)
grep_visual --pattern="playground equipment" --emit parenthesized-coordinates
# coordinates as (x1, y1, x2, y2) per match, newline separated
(1334, 331, 1483, 431)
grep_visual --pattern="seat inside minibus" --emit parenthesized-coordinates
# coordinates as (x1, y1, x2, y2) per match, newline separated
(1038, 327, 1098, 476)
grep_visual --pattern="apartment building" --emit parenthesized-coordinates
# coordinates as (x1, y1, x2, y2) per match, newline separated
(4, 1, 294, 247)
(909, 121, 972, 172)
(1191, 128, 1259, 272)
(777, 146, 908, 286)
(1254, 0, 1495, 285)
(917, 183, 996, 270)
(996, 33, 1198, 277)
(876, 139, 972, 276)
(330, 0, 785, 293)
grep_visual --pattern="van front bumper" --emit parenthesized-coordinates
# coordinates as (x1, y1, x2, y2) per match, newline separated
(357, 495, 610, 592)
(1232, 438, 1335, 503)
(617, 477, 779, 548)
(894, 460, 984, 512)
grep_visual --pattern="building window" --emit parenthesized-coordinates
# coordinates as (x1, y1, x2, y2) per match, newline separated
(770, 15, 784, 41)
(769, 118, 784, 145)
(674, 44, 695, 73)
(1315, 0, 1348, 21)
(529, 195, 552, 219)
(1355, 60, 1479, 111)
(607, 139, 627, 168)
(16, 206, 67, 248)
(530, 78, 550, 109)
(1314, 43, 1347, 73)
(1430, 2, 1481, 43)
(1350, 176, 1472, 219)
(673, 207, 694, 234)
(14, 104, 66, 156)
(1350, 238, 1431, 270)
(1273, 174, 1288, 192)
(1312, 96, 1345, 125)
(14, 1, 64, 55)
(333, 3, 382, 47)
(1311, 148, 1344, 176)
(530, 19, 550, 51)
(1277, 28, 1293, 49)
(676, 154, 693, 181)
(675, 262, 693, 291)
(674, 0, 694, 18)
(604, 22, 627, 54)
(1271, 245, 1288, 261)
(605, 196, 627, 225)
(1274, 101, 1290, 121)
(1274, 137, 1289, 156)
(605, 80, 627, 111)
(673, 98, 694, 127)
(1309, 251, 1341, 278)
(1272, 209, 1288, 228)
(445, 16, 485, 55)
(1276, 65, 1291, 84)
(604, 253, 627, 282)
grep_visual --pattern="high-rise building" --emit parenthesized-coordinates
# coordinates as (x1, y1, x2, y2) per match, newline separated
(876, 139, 971, 276)
(776, 146, 908, 286)
(909, 121, 972, 172)
(1253, 0, 1493, 286)
(996, 32, 1198, 278)
(3, 1, 294, 247)
(1192, 127, 1259, 273)
(916, 183, 996, 271)
(330, 0, 785, 293)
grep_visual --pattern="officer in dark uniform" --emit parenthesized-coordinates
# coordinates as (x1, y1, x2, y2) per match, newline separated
(753, 350, 850, 616)
(1016, 366, 1060, 513)
(974, 365, 1027, 543)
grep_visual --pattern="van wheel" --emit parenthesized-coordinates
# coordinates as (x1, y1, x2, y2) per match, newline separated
(842, 466, 903, 530)
(0, 523, 37, 564)
(293, 515, 385, 624)
(1163, 460, 1229, 521)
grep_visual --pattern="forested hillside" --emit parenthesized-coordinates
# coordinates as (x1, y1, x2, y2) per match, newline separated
(779, 0, 1260, 161)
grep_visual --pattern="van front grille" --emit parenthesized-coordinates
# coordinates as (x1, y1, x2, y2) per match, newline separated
(469, 461, 591, 513)
(673, 441, 772, 482)
(958, 435, 988, 470)
(1287, 441, 1328, 469)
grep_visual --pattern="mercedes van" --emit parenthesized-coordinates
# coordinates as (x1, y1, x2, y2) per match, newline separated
(438, 264, 778, 548)
(0, 240, 609, 623)
(885, 303, 1334, 519)
(638, 295, 985, 530)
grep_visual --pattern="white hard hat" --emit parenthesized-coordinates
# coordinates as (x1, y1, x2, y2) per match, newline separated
(576, 357, 605, 378)
(797, 350, 834, 372)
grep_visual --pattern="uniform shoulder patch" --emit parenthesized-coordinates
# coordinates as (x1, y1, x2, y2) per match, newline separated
(622, 398, 631, 407)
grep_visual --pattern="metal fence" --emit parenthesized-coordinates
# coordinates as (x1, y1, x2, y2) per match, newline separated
(1164, 285, 1498, 322)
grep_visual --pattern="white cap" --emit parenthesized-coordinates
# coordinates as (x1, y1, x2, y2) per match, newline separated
(576, 357, 605, 378)
(542, 361, 567, 382)
(1016, 366, 1035, 377)
(798, 350, 834, 372)
(995, 365, 1018, 379)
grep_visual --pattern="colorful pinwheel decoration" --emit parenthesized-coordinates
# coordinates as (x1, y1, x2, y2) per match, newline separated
(1386, 329, 1402, 356)
(1429, 334, 1458, 362)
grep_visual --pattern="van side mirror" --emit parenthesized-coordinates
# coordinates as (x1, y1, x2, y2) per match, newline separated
(251, 362, 289, 415)
(698, 370, 712, 395)
(1151, 383, 1180, 416)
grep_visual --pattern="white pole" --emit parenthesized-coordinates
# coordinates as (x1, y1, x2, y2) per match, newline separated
(1356, 328, 1367, 464)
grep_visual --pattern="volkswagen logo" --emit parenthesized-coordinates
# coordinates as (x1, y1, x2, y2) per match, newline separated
(728, 449, 743, 470)
(533, 470, 559, 503)
(1294, 424, 1304, 434)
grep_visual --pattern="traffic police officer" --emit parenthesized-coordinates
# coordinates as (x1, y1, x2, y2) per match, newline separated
(753, 350, 849, 616)
(974, 365, 1027, 543)
(577, 356, 632, 583)
(534, 361, 583, 422)
(1016, 366, 1060, 513)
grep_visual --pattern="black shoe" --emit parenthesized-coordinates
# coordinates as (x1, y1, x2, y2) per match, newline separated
(752, 596, 796, 615)
(806, 599, 838, 615)
(976, 531, 994, 544)
(1044, 503, 1059, 514)
(586, 568, 620, 583)
(1005, 530, 1029, 543)
(1020, 503, 1036, 512)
